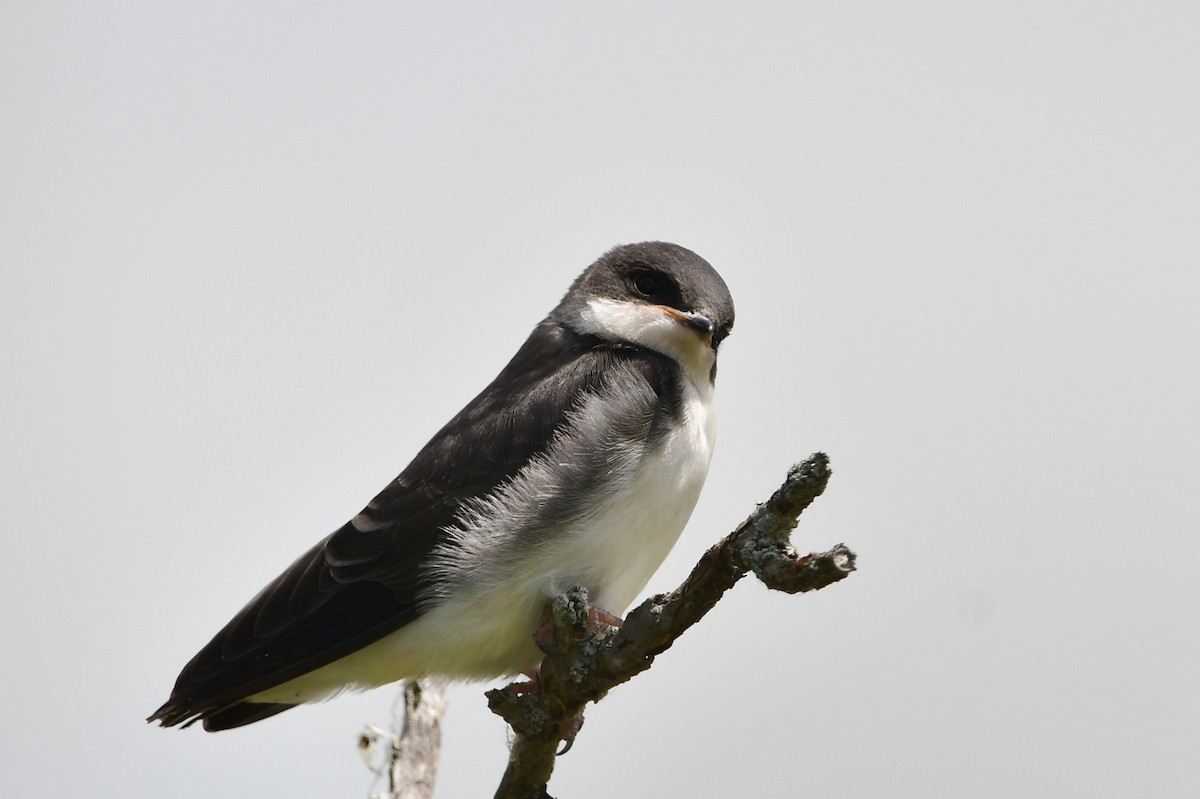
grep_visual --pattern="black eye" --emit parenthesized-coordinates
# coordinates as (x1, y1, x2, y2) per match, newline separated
(632, 271, 665, 297)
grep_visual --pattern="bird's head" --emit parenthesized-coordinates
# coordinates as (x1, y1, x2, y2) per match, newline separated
(552, 242, 735, 384)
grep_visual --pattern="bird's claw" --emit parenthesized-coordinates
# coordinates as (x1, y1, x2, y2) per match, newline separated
(556, 710, 585, 755)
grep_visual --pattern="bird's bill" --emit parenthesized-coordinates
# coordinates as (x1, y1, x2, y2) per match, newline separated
(661, 307, 716, 346)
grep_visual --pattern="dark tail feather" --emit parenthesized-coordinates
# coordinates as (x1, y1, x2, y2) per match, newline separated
(147, 700, 297, 732)
(200, 702, 296, 731)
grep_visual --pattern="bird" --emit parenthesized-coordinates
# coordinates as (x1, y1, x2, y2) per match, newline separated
(148, 241, 735, 731)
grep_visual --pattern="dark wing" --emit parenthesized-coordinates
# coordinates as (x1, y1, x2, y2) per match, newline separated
(149, 321, 672, 730)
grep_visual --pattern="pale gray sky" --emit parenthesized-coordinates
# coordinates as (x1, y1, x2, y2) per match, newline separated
(2, 2, 1197, 797)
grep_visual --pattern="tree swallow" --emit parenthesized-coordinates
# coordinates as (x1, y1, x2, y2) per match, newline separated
(149, 241, 735, 731)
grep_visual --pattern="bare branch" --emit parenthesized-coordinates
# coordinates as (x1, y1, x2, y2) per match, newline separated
(362, 681, 447, 799)
(488, 452, 856, 799)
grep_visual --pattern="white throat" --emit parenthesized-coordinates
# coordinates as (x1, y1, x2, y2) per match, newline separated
(574, 298, 716, 392)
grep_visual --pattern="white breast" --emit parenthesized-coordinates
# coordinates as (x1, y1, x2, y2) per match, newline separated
(412, 372, 715, 679)
(559, 378, 714, 614)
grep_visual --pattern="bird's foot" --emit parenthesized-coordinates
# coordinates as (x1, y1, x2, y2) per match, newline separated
(586, 606, 623, 632)
(500, 668, 585, 753)
(502, 669, 542, 695)
(533, 600, 623, 655)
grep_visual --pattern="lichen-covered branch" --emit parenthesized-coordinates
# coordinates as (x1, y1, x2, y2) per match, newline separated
(488, 452, 856, 799)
